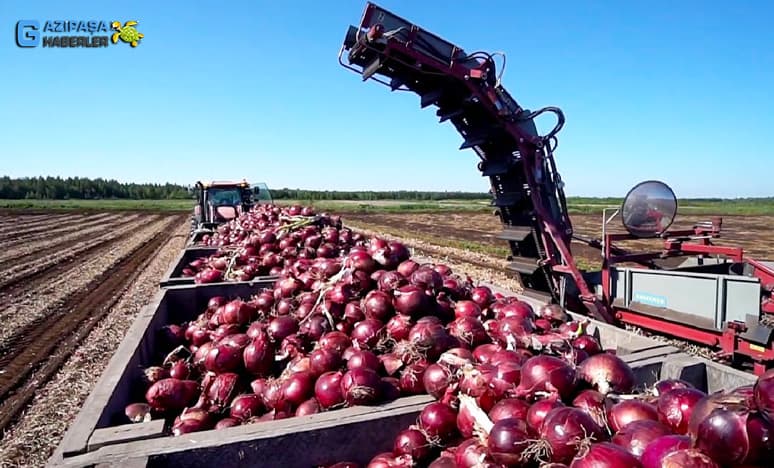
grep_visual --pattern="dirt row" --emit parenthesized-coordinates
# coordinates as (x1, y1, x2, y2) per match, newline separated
(0, 212, 120, 246)
(0, 215, 157, 290)
(0, 213, 73, 234)
(0, 215, 180, 353)
(0, 213, 145, 264)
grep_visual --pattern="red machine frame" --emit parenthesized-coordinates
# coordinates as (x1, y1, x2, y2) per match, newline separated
(339, 2, 774, 374)
(599, 217, 774, 374)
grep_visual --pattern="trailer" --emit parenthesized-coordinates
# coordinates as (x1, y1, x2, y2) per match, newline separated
(49, 280, 756, 467)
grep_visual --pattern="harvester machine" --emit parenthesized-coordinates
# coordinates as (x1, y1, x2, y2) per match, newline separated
(339, 2, 774, 373)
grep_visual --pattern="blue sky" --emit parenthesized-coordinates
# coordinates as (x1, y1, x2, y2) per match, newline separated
(0, 1, 771, 197)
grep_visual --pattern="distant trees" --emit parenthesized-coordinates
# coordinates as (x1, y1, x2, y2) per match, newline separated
(0, 176, 191, 200)
(0, 177, 492, 201)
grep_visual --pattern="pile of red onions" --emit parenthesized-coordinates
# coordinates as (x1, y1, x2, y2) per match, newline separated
(129, 204, 774, 467)
(183, 203, 350, 283)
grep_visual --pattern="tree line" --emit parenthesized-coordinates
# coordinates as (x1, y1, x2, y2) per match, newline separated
(0, 177, 491, 201)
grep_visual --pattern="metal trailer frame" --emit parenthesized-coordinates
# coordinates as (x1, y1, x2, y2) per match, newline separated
(600, 223, 774, 374)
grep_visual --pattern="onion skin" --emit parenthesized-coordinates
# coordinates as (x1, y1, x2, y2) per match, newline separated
(569, 442, 641, 468)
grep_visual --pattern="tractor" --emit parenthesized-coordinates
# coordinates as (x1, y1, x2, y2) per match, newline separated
(189, 180, 272, 242)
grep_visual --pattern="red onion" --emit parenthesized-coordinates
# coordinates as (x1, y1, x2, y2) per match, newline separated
(221, 300, 256, 325)
(488, 398, 531, 424)
(527, 399, 565, 434)
(315, 371, 344, 409)
(689, 399, 772, 466)
(145, 378, 198, 412)
(393, 428, 432, 462)
(346, 251, 377, 273)
(514, 355, 577, 401)
(419, 402, 458, 443)
(497, 301, 534, 320)
(207, 372, 241, 409)
(281, 371, 315, 407)
(410, 266, 443, 292)
(487, 417, 531, 466)
(656, 387, 705, 434)
(577, 352, 635, 395)
(470, 286, 494, 309)
(393, 285, 432, 318)
(652, 379, 693, 398)
(608, 400, 659, 432)
(378, 271, 407, 292)
(340, 368, 381, 406)
(569, 442, 640, 468)
(204, 341, 244, 373)
(267, 315, 299, 342)
(229, 394, 263, 420)
(448, 316, 488, 349)
(319, 331, 351, 354)
(295, 398, 320, 416)
(658, 449, 719, 467)
(572, 335, 602, 356)
(309, 348, 343, 376)
(363, 290, 394, 321)
(473, 344, 501, 364)
(299, 314, 331, 341)
(640, 435, 691, 468)
(125, 403, 151, 423)
(754, 368, 774, 423)
(612, 420, 672, 457)
(385, 314, 413, 341)
(540, 407, 607, 464)
(398, 360, 428, 395)
(351, 319, 384, 349)
(397, 259, 419, 278)
(572, 390, 608, 428)
(455, 300, 482, 319)
(423, 363, 453, 399)
(347, 350, 381, 372)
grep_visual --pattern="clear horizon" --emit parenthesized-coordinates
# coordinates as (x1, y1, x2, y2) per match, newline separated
(1, 1, 772, 198)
